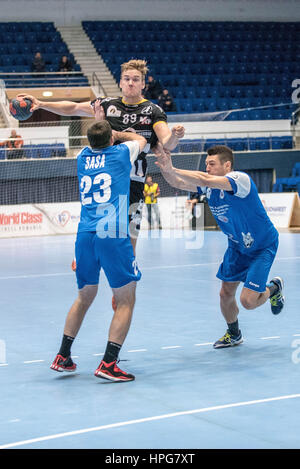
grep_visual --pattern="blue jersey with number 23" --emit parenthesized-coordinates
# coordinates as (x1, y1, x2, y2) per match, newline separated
(77, 141, 140, 237)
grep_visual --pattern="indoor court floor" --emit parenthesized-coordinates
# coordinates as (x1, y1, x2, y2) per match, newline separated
(0, 228, 300, 449)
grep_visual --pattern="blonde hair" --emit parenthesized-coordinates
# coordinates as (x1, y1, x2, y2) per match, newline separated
(121, 59, 149, 80)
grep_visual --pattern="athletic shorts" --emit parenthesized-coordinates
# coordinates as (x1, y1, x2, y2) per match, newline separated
(129, 180, 144, 233)
(216, 239, 278, 293)
(75, 231, 141, 290)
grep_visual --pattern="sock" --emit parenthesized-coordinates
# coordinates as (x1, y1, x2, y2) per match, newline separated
(103, 341, 122, 363)
(267, 281, 279, 298)
(227, 320, 239, 337)
(58, 334, 74, 358)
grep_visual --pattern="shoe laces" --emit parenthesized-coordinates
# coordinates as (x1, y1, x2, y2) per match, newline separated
(270, 292, 282, 306)
(221, 332, 231, 342)
(53, 354, 65, 365)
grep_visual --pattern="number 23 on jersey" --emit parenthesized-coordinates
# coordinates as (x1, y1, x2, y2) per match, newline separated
(80, 173, 112, 205)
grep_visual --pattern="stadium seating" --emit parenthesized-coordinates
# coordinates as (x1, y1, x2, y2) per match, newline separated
(82, 20, 299, 118)
(0, 22, 88, 87)
(292, 162, 300, 177)
(0, 143, 66, 159)
(273, 162, 300, 195)
(174, 136, 293, 153)
(273, 176, 300, 195)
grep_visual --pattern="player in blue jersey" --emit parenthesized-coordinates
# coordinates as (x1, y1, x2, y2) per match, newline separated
(51, 121, 147, 381)
(155, 145, 285, 348)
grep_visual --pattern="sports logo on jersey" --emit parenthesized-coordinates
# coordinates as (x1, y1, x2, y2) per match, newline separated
(123, 127, 136, 133)
(107, 105, 122, 117)
(218, 215, 228, 223)
(98, 97, 113, 104)
(141, 106, 153, 115)
(242, 231, 254, 248)
(140, 116, 151, 125)
(220, 190, 225, 199)
(206, 188, 212, 200)
(155, 104, 164, 113)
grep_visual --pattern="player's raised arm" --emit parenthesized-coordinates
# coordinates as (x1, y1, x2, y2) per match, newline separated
(16, 93, 94, 117)
(153, 121, 185, 151)
(112, 130, 147, 153)
(155, 151, 232, 192)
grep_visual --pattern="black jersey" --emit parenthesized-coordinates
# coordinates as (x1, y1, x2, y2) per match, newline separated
(90, 97, 167, 183)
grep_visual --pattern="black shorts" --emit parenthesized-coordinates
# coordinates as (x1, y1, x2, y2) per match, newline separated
(129, 180, 145, 233)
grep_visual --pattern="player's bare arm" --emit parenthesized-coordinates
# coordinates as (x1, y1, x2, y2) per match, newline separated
(153, 122, 185, 151)
(155, 152, 233, 192)
(112, 130, 147, 153)
(91, 99, 105, 121)
(16, 93, 94, 117)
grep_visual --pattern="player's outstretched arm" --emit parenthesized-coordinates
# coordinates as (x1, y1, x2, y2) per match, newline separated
(155, 150, 196, 192)
(155, 152, 232, 192)
(16, 93, 94, 117)
(154, 122, 185, 151)
(112, 130, 147, 153)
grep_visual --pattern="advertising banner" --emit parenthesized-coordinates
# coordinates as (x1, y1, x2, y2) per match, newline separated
(259, 193, 300, 228)
(0, 202, 81, 238)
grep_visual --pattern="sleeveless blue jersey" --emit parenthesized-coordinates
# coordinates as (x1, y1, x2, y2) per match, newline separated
(77, 141, 139, 237)
(197, 171, 278, 253)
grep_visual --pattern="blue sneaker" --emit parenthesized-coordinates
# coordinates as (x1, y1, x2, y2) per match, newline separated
(213, 330, 243, 349)
(269, 277, 285, 315)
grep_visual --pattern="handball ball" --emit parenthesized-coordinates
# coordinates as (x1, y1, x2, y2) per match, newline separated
(9, 97, 33, 121)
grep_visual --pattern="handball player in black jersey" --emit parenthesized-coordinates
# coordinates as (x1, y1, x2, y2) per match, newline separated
(18, 59, 185, 257)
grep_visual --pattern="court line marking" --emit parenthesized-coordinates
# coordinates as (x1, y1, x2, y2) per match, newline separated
(1, 255, 299, 281)
(161, 345, 182, 350)
(1, 393, 300, 449)
(194, 342, 214, 346)
(260, 336, 281, 340)
(0, 272, 74, 280)
(127, 349, 148, 353)
(2, 335, 300, 368)
(23, 360, 45, 364)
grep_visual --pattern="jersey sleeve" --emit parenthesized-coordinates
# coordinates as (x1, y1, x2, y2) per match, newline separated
(226, 171, 251, 198)
(152, 104, 167, 126)
(197, 186, 207, 195)
(123, 141, 140, 165)
(90, 97, 111, 113)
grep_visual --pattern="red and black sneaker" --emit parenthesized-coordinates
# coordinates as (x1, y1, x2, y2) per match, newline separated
(50, 354, 77, 372)
(94, 360, 135, 382)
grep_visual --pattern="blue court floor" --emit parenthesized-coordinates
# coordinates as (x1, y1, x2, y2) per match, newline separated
(0, 229, 300, 449)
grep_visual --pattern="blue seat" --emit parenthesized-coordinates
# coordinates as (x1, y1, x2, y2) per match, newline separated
(292, 163, 300, 177)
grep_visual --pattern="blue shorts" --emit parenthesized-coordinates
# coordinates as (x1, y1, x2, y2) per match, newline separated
(75, 231, 141, 290)
(216, 240, 278, 293)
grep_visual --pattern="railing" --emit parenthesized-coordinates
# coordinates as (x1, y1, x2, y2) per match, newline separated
(91, 71, 108, 97)
(291, 106, 300, 144)
(0, 71, 89, 87)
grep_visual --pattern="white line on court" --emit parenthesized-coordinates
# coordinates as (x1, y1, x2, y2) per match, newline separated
(194, 342, 214, 346)
(0, 272, 73, 280)
(1, 393, 300, 449)
(0, 255, 299, 281)
(260, 336, 281, 340)
(23, 360, 45, 364)
(3, 335, 300, 369)
(127, 349, 148, 353)
(161, 345, 182, 349)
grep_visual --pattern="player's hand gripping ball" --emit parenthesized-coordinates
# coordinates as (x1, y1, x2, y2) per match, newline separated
(9, 97, 33, 121)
